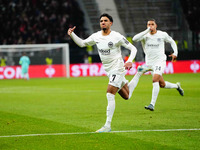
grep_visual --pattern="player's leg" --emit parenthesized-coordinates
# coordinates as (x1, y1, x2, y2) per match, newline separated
(105, 85, 118, 127)
(176, 82, 184, 96)
(26, 73, 30, 80)
(160, 78, 184, 96)
(24, 69, 29, 80)
(21, 73, 24, 79)
(96, 74, 120, 133)
(145, 62, 165, 111)
(118, 83, 129, 100)
(150, 74, 161, 107)
(128, 64, 152, 99)
(158, 76, 166, 88)
(96, 85, 118, 133)
(145, 73, 161, 111)
(26, 70, 30, 80)
(24, 73, 29, 80)
(21, 70, 25, 79)
(128, 71, 142, 99)
(117, 72, 135, 100)
(137, 64, 152, 73)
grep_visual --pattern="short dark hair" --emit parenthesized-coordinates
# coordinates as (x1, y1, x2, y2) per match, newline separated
(148, 18, 156, 24)
(100, 13, 113, 23)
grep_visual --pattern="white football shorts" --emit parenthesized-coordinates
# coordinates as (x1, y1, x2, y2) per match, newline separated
(108, 72, 128, 89)
(148, 61, 166, 76)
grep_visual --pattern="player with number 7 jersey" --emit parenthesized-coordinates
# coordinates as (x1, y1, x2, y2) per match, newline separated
(68, 13, 139, 133)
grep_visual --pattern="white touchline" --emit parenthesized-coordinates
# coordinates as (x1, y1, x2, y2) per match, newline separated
(0, 128, 199, 138)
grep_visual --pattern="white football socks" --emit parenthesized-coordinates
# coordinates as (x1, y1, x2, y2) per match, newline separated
(164, 81, 178, 89)
(128, 72, 142, 99)
(150, 82, 160, 106)
(104, 93, 115, 128)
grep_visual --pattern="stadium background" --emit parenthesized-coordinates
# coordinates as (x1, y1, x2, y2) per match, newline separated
(0, 1, 199, 149)
(0, 0, 199, 77)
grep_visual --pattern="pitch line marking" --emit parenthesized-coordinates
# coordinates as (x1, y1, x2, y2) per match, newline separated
(0, 128, 199, 138)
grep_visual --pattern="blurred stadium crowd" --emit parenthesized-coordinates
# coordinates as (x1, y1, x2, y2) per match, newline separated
(0, 0, 199, 45)
(0, 0, 85, 44)
(0, 0, 199, 65)
(180, 0, 200, 32)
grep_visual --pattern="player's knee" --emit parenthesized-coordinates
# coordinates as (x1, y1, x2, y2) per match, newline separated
(124, 92, 130, 100)
(119, 92, 129, 100)
(123, 92, 129, 100)
(159, 83, 165, 88)
(124, 96, 129, 100)
(152, 79, 159, 83)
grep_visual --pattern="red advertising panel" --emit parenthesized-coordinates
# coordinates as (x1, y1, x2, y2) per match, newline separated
(70, 63, 107, 77)
(172, 60, 200, 73)
(0, 60, 199, 79)
(0, 65, 66, 79)
(69, 60, 200, 77)
(29, 65, 66, 78)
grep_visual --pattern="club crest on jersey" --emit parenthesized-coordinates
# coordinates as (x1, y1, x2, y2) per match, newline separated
(108, 42, 113, 48)
(157, 38, 161, 42)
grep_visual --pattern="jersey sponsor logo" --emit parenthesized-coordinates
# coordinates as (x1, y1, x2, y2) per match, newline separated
(123, 38, 129, 45)
(147, 44, 159, 47)
(108, 42, 113, 48)
(98, 49, 110, 55)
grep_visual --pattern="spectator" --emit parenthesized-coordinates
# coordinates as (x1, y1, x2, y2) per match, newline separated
(0, 56, 7, 66)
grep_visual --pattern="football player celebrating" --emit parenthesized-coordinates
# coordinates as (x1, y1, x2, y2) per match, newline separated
(132, 18, 184, 111)
(68, 13, 137, 132)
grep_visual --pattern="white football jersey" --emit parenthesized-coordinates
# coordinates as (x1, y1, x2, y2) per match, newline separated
(82, 31, 131, 74)
(140, 30, 175, 65)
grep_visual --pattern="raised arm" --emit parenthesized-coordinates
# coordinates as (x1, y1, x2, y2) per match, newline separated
(68, 26, 86, 47)
(132, 27, 150, 42)
(68, 26, 96, 48)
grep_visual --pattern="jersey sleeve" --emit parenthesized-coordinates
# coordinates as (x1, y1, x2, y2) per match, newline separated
(118, 35, 137, 63)
(164, 32, 178, 56)
(132, 27, 150, 42)
(83, 34, 96, 46)
(70, 32, 96, 47)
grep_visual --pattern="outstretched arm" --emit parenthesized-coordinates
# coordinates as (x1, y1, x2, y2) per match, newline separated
(67, 26, 86, 47)
(132, 27, 150, 42)
(67, 26, 76, 36)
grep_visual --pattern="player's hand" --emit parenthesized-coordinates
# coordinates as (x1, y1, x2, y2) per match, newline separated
(68, 26, 76, 36)
(169, 54, 177, 62)
(124, 62, 132, 70)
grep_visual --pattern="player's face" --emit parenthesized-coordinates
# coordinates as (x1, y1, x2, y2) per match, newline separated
(147, 21, 157, 33)
(100, 17, 112, 31)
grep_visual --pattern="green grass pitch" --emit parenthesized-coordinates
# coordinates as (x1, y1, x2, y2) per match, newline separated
(0, 73, 199, 150)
